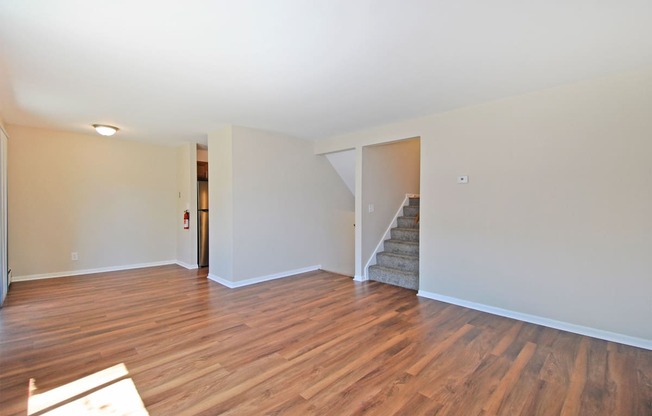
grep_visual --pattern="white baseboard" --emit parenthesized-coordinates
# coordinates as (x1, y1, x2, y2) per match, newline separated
(353, 274, 367, 282)
(206, 273, 235, 288)
(12, 260, 178, 282)
(207, 265, 321, 289)
(417, 290, 652, 351)
(175, 260, 199, 270)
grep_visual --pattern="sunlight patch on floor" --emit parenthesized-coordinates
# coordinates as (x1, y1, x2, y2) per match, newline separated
(28, 363, 149, 416)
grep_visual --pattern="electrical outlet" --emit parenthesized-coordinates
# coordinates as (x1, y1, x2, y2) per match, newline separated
(71, 252, 79, 261)
(368, 204, 375, 213)
(457, 175, 469, 184)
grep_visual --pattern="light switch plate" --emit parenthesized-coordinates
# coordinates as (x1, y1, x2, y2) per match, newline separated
(457, 176, 469, 184)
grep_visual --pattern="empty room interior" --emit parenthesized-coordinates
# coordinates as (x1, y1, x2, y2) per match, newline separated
(0, 2, 651, 415)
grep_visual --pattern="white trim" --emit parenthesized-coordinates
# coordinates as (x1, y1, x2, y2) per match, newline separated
(11, 260, 178, 282)
(417, 290, 652, 351)
(353, 274, 366, 282)
(354, 146, 363, 278)
(206, 273, 236, 288)
(207, 265, 321, 289)
(363, 194, 419, 279)
(175, 260, 199, 270)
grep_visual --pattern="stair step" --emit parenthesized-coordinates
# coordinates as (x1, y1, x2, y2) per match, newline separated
(397, 216, 419, 229)
(391, 227, 419, 242)
(403, 205, 419, 217)
(368, 265, 418, 290)
(409, 197, 420, 206)
(376, 252, 419, 273)
(384, 239, 419, 256)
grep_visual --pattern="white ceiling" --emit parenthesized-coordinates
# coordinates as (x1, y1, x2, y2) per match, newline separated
(1, 1, 651, 146)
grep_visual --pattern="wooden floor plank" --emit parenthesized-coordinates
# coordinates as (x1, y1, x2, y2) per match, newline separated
(1, 265, 650, 415)
(559, 337, 589, 416)
(406, 323, 475, 376)
(483, 341, 537, 415)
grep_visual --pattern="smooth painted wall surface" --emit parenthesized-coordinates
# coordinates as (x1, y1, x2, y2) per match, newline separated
(362, 139, 420, 268)
(7, 125, 177, 277)
(231, 126, 354, 279)
(0, 126, 8, 304)
(176, 143, 198, 267)
(208, 126, 354, 281)
(325, 149, 355, 195)
(314, 70, 652, 341)
(207, 127, 235, 280)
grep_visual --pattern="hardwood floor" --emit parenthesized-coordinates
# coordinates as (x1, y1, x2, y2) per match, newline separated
(0, 265, 650, 415)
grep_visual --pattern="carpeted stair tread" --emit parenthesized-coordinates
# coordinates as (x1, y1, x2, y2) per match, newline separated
(377, 251, 418, 260)
(368, 265, 418, 290)
(369, 265, 418, 278)
(390, 227, 419, 242)
(385, 239, 419, 246)
(384, 239, 419, 256)
(377, 251, 419, 272)
(397, 216, 419, 228)
(403, 205, 419, 217)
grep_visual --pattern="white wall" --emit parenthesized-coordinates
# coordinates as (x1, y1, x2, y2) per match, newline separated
(314, 70, 652, 344)
(176, 142, 198, 268)
(362, 139, 420, 268)
(325, 149, 355, 195)
(208, 125, 354, 282)
(7, 125, 178, 278)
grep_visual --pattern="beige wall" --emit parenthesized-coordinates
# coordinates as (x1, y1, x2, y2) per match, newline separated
(176, 143, 198, 267)
(207, 127, 234, 280)
(325, 149, 355, 195)
(362, 139, 420, 269)
(208, 126, 354, 282)
(7, 125, 177, 277)
(232, 126, 354, 279)
(0, 123, 7, 303)
(314, 70, 652, 342)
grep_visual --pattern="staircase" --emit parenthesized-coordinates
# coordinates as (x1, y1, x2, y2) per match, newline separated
(368, 197, 419, 290)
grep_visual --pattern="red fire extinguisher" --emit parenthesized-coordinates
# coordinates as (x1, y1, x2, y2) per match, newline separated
(183, 210, 190, 229)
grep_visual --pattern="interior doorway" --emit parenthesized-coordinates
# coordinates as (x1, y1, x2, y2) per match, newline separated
(360, 138, 420, 288)
(197, 145, 209, 267)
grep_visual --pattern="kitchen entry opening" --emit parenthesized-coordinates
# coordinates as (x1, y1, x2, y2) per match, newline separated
(197, 179, 208, 268)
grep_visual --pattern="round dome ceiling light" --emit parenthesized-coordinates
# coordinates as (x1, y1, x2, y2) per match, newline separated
(92, 124, 119, 136)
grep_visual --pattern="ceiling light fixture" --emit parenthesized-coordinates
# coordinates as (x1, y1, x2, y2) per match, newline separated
(92, 124, 119, 136)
